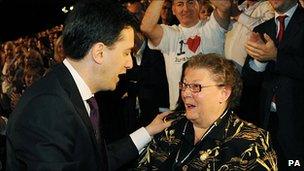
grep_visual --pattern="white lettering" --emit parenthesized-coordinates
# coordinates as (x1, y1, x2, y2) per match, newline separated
(288, 160, 301, 167)
(288, 160, 294, 166)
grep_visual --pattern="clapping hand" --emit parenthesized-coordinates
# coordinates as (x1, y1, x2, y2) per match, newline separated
(245, 32, 277, 62)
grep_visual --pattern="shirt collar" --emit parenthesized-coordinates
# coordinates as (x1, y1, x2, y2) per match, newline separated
(63, 59, 93, 101)
(274, 3, 298, 26)
(179, 21, 202, 33)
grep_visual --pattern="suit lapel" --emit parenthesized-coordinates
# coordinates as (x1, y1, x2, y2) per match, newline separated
(281, 6, 304, 47)
(54, 64, 102, 158)
(265, 19, 277, 46)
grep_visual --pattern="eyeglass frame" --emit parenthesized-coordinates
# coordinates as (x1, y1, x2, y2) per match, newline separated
(179, 81, 225, 93)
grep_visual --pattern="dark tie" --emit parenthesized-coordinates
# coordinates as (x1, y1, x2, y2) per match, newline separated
(277, 15, 287, 42)
(87, 96, 101, 142)
(87, 97, 108, 171)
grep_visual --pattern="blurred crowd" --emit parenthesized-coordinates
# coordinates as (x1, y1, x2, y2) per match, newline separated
(0, 25, 64, 116)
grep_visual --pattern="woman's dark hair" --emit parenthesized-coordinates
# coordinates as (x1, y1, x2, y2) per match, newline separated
(62, 0, 137, 59)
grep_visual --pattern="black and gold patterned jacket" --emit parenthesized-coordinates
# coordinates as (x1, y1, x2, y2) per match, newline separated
(136, 110, 277, 171)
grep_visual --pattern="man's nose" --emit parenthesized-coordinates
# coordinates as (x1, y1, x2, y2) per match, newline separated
(183, 3, 190, 11)
(125, 55, 133, 69)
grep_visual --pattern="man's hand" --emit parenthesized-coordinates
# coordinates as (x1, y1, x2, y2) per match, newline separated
(245, 33, 277, 62)
(145, 111, 173, 136)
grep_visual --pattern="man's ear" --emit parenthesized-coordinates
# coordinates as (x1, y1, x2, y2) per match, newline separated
(91, 42, 105, 64)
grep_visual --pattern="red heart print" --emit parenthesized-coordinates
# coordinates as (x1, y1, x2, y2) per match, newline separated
(186, 35, 201, 53)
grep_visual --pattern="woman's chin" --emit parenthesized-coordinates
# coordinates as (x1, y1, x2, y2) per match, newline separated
(185, 110, 198, 120)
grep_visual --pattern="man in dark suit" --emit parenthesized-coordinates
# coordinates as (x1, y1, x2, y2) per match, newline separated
(241, 0, 304, 169)
(6, 1, 172, 171)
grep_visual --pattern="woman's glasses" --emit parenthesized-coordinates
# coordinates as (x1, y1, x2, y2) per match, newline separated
(179, 82, 225, 93)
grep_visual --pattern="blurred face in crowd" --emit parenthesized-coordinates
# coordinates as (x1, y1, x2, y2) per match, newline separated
(24, 73, 33, 87)
(172, 0, 200, 27)
(126, 1, 142, 14)
(4, 42, 14, 60)
(14, 46, 26, 59)
(160, 0, 174, 24)
(181, 67, 230, 125)
(300, 0, 304, 7)
(268, 0, 297, 13)
(54, 36, 65, 63)
(24, 72, 39, 87)
(97, 27, 134, 91)
(199, 4, 210, 21)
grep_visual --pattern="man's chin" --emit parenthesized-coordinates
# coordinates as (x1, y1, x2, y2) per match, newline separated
(110, 86, 117, 91)
(118, 73, 126, 80)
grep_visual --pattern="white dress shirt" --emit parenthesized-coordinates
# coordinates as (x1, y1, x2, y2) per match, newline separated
(63, 59, 151, 153)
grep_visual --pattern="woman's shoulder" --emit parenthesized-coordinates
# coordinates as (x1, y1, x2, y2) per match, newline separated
(222, 111, 271, 148)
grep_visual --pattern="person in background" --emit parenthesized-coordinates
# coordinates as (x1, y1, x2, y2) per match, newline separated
(53, 35, 65, 64)
(6, 1, 172, 170)
(198, 0, 214, 21)
(159, 0, 178, 25)
(136, 53, 277, 170)
(125, 0, 146, 22)
(299, 0, 304, 7)
(141, 0, 232, 110)
(241, 0, 304, 169)
(225, 0, 274, 72)
(1, 41, 15, 77)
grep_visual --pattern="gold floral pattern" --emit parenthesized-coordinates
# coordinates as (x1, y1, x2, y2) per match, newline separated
(136, 110, 277, 171)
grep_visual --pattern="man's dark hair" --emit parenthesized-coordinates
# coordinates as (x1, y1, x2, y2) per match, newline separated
(62, 0, 136, 59)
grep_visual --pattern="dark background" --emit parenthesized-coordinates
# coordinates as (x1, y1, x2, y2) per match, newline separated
(0, 0, 246, 42)
(0, 0, 76, 42)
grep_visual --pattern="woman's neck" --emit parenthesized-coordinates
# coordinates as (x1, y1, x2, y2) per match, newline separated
(191, 106, 228, 144)
(193, 125, 207, 144)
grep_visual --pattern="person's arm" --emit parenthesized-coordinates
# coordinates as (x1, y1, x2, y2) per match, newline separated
(0, 116, 8, 135)
(107, 112, 172, 170)
(140, 0, 164, 46)
(210, 0, 232, 30)
(232, 1, 274, 30)
(245, 33, 277, 63)
(129, 111, 172, 153)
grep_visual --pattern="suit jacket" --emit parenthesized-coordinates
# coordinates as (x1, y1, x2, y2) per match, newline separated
(6, 64, 138, 171)
(241, 5, 304, 162)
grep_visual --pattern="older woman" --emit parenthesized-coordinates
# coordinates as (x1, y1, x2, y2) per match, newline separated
(136, 53, 277, 170)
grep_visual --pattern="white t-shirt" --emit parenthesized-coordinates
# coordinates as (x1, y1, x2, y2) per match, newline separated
(149, 13, 226, 110)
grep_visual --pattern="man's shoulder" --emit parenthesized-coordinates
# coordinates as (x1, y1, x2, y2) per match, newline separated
(16, 66, 71, 110)
(24, 69, 63, 96)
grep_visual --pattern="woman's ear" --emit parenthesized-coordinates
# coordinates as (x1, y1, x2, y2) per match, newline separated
(219, 85, 232, 103)
(91, 42, 105, 64)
